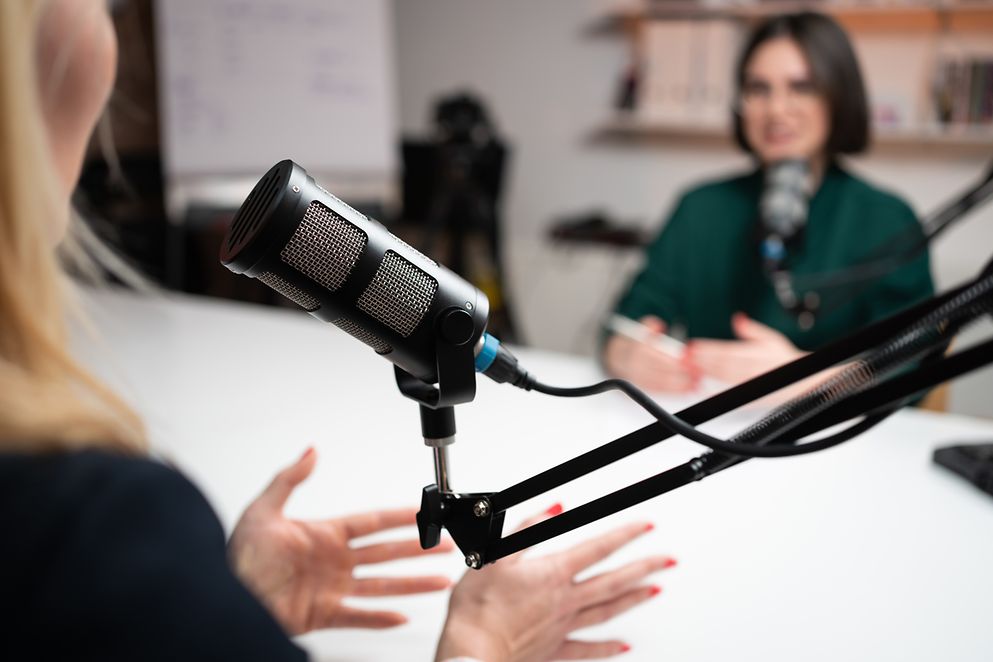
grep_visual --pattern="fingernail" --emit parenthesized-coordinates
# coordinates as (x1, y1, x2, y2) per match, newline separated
(301, 447, 314, 459)
(649, 585, 663, 597)
(546, 503, 563, 516)
(644, 522, 654, 532)
(620, 644, 632, 653)
(663, 558, 677, 569)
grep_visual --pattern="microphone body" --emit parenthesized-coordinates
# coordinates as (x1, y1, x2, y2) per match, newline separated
(758, 158, 812, 267)
(220, 160, 489, 384)
(758, 159, 818, 326)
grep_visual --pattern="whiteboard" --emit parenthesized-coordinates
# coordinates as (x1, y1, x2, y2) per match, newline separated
(154, 0, 396, 179)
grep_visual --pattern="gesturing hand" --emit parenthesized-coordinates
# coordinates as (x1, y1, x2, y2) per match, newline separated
(229, 448, 454, 635)
(603, 315, 699, 393)
(436, 506, 677, 661)
(688, 313, 804, 386)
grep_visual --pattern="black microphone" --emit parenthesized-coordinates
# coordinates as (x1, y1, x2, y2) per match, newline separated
(219, 160, 525, 389)
(758, 158, 811, 267)
(758, 159, 816, 327)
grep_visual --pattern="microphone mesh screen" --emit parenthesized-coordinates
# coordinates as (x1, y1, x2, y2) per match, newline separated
(281, 201, 367, 292)
(257, 272, 320, 311)
(357, 250, 438, 337)
(332, 318, 392, 354)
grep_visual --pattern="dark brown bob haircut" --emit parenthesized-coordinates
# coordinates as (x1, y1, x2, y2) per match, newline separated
(732, 12, 870, 156)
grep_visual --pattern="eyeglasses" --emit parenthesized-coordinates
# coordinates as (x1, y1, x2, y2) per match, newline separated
(736, 79, 823, 113)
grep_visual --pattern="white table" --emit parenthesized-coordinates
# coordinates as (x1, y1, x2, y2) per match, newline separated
(75, 288, 993, 662)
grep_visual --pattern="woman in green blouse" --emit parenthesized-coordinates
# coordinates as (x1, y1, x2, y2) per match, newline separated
(604, 12, 933, 393)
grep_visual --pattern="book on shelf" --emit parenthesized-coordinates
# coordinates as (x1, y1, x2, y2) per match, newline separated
(932, 55, 993, 126)
(637, 19, 741, 124)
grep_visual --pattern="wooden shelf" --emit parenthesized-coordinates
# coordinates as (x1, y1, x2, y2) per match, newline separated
(875, 123, 993, 147)
(593, 116, 993, 151)
(592, 117, 732, 147)
(592, 4, 993, 151)
(592, 2, 993, 33)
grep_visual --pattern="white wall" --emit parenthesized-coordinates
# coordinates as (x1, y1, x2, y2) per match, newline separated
(393, 0, 992, 418)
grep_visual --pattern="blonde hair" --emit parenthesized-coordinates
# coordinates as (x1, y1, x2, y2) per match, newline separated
(0, 0, 145, 453)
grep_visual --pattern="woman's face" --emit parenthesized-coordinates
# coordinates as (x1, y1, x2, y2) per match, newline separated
(739, 37, 830, 165)
(35, 0, 117, 235)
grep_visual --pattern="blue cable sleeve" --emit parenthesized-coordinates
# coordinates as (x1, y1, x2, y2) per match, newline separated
(475, 333, 500, 372)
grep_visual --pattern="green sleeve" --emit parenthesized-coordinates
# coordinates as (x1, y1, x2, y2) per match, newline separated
(861, 199, 935, 325)
(614, 197, 690, 326)
(861, 200, 936, 408)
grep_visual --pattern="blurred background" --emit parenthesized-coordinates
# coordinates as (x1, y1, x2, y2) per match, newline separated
(82, 0, 993, 416)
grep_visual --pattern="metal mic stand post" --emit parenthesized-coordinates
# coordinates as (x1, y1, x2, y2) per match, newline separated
(392, 310, 508, 568)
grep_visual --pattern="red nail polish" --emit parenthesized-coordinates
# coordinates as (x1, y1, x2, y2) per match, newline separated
(644, 523, 655, 532)
(649, 585, 662, 597)
(663, 558, 677, 569)
(546, 503, 563, 516)
(620, 644, 632, 653)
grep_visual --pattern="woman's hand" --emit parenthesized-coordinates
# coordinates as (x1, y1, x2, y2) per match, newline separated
(603, 315, 699, 393)
(229, 448, 454, 635)
(435, 506, 677, 661)
(688, 313, 804, 386)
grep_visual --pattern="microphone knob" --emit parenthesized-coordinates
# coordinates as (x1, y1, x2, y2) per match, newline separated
(440, 308, 475, 346)
(417, 485, 443, 550)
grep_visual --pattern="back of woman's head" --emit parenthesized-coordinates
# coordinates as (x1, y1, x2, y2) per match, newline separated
(732, 11, 870, 157)
(0, 0, 144, 453)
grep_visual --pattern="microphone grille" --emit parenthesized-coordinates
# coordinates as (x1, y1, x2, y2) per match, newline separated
(761, 159, 811, 239)
(281, 201, 367, 293)
(257, 271, 320, 311)
(226, 165, 284, 253)
(357, 250, 438, 337)
(332, 317, 393, 355)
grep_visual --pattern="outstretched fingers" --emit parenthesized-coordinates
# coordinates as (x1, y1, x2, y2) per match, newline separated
(554, 639, 631, 659)
(340, 508, 419, 539)
(571, 584, 662, 630)
(351, 575, 452, 596)
(512, 503, 564, 534)
(573, 555, 675, 607)
(325, 606, 408, 629)
(504, 503, 565, 562)
(256, 447, 319, 513)
(557, 522, 655, 576)
(352, 537, 455, 565)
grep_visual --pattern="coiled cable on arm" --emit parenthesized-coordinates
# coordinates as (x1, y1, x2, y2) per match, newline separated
(523, 273, 993, 460)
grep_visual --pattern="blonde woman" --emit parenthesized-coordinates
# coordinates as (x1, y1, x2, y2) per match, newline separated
(1, 2, 674, 660)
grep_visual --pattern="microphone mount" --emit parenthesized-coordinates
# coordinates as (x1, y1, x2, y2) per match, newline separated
(390, 298, 528, 560)
(413, 263, 993, 569)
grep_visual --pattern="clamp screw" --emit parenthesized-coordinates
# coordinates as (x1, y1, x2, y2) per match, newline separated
(465, 552, 483, 569)
(473, 499, 490, 518)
